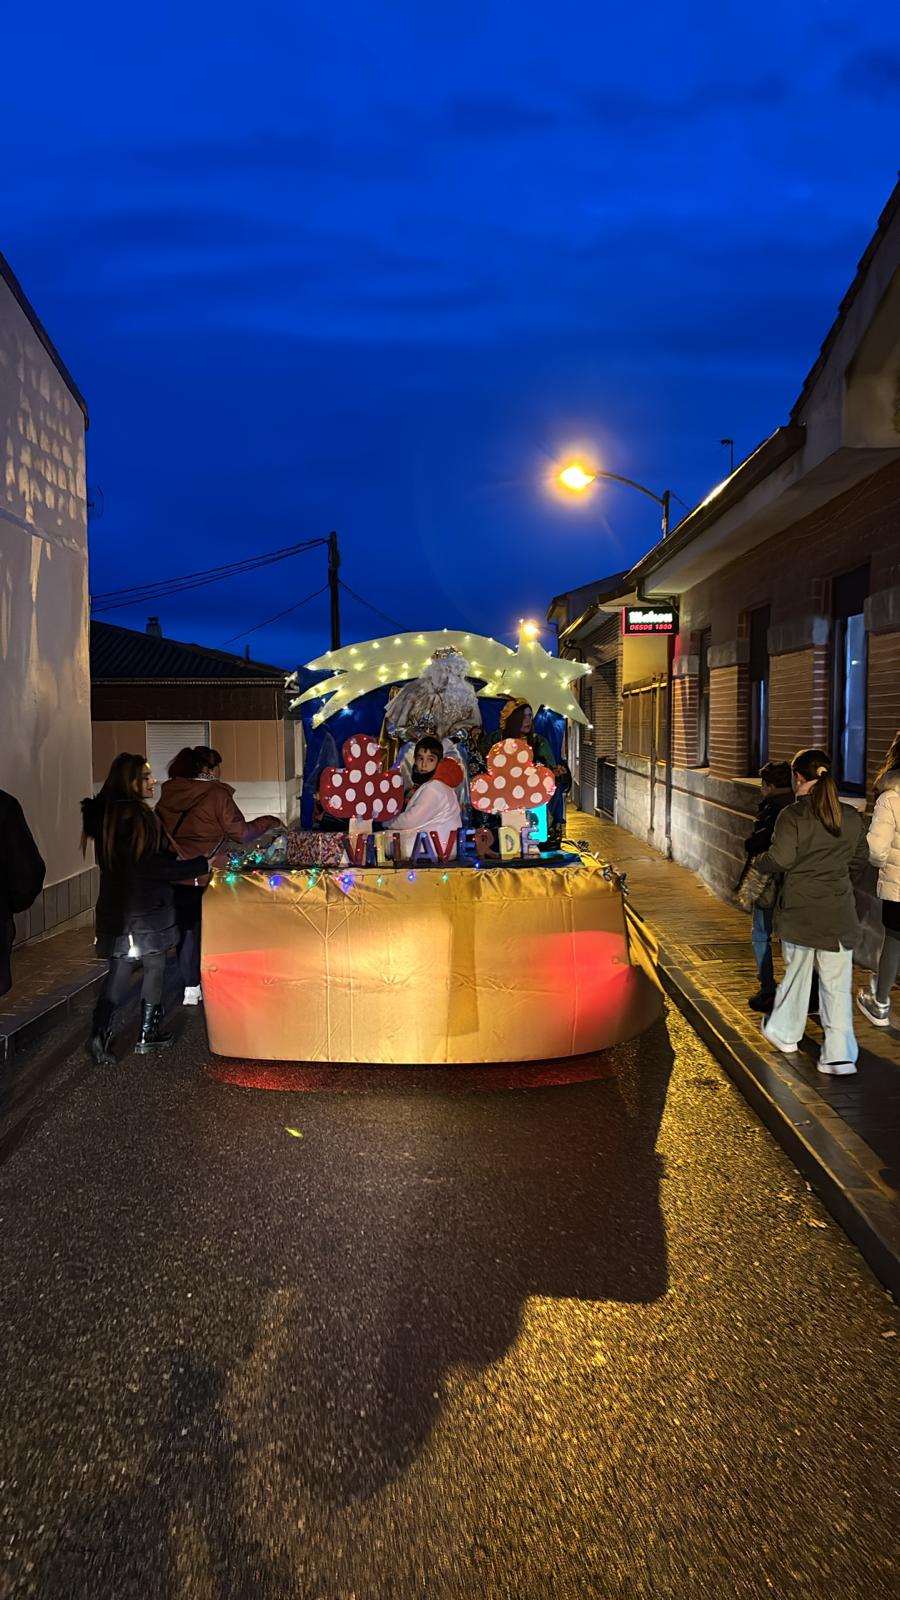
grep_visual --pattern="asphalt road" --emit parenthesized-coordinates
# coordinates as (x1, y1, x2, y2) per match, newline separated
(0, 1001, 898, 1600)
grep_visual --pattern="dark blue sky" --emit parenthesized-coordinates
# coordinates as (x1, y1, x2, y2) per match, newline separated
(5, 3, 900, 666)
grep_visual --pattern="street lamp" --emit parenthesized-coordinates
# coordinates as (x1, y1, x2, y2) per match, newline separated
(557, 458, 676, 858)
(559, 462, 671, 539)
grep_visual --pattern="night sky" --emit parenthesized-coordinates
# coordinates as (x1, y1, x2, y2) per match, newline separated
(5, 3, 900, 667)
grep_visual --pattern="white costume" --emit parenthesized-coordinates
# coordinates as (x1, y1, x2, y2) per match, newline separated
(386, 649, 482, 741)
(389, 761, 463, 859)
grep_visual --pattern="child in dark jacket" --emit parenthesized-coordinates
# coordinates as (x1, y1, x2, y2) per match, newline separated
(741, 760, 793, 1011)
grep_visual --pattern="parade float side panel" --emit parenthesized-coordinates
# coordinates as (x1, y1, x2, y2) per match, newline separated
(201, 860, 661, 1065)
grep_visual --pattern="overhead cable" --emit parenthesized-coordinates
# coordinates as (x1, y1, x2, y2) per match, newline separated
(220, 584, 329, 647)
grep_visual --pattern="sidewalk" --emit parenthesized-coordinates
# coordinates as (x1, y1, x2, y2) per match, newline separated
(568, 806, 900, 1298)
(0, 927, 105, 1062)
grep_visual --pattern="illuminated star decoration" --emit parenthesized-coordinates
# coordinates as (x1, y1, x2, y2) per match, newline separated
(290, 629, 591, 727)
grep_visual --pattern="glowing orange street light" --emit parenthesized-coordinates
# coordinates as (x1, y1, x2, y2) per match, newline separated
(558, 462, 670, 538)
(559, 464, 596, 492)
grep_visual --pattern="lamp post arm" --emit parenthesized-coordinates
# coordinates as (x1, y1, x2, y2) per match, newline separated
(594, 470, 663, 507)
(595, 472, 670, 537)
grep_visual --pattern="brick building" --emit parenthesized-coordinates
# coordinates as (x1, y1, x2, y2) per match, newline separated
(550, 179, 900, 946)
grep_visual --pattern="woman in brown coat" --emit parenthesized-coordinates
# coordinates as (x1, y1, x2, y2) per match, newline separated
(156, 745, 281, 1005)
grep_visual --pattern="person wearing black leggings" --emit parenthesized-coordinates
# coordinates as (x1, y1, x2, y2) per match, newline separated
(82, 754, 207, 1064)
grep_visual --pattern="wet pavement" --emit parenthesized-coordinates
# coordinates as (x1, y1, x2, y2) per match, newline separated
(0, 1005, 898, 1599)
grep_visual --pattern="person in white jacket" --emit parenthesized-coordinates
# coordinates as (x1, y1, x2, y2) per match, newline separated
(857, 731, 900, 1027)
(390, 741, 464, 860)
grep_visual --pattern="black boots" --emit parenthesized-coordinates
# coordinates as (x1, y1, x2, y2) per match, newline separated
(748, 989, 775, 1014)
(134, 1002, 174, 1054)
(88, 998, 116, 1065)
(89, 998, 173, 1060)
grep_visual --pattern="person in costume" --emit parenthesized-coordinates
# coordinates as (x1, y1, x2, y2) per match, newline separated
(492, 699, 571, 847)
(385, 648, 482, 743)
(389, 746, 464, 858)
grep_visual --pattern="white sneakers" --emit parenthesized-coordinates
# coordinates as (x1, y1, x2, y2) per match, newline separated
(183, 985, 203, 1006)
(760, 1021, 798, 1056)
(761, 1019, 857, 1075)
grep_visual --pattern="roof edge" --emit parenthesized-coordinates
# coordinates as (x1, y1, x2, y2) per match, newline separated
(790, 175, 900, 423)
(90, 617, 288, 677)
(626, 425, 806, 591)
(0, 253, 90, 427)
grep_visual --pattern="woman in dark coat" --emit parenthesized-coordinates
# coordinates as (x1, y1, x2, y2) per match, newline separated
(755, 748, 868, 1075)
(82, 753, 207, 1064)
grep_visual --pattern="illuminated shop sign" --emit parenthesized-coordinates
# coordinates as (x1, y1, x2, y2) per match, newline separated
(622, 606, 677, 635)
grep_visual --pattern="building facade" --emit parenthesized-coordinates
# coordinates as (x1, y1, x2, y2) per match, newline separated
(0, 254, 93, 946)
(91, 620, 302, 822)
(551, 180, 900, 954)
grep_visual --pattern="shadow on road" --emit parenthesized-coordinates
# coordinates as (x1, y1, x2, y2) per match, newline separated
(34, 1351, 271, 1598)
(31, 1016, 674, 1588)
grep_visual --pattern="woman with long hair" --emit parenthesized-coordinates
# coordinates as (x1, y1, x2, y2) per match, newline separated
(754, 748, 868, 1074)
(857, 730, 900, 1028)
(82, 754, 207, 1064)
(156, 745, 281, 1006)
(494, 699, 571, 846)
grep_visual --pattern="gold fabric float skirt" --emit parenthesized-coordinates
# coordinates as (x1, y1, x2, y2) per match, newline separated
(201, 859, 660, 1064)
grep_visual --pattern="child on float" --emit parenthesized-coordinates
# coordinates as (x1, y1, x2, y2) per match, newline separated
(390, 736, 463, 859)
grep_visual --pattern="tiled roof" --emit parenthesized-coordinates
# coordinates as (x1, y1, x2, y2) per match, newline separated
(91, 620, 287, 681)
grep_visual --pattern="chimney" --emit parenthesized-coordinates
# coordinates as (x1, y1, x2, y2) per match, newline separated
(146, 616, 162, 637)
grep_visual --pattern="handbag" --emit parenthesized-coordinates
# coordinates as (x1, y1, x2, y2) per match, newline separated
(736, 863, 778, 914)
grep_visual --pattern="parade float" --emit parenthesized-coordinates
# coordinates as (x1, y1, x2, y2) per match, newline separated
(200, 629, 660, 1064)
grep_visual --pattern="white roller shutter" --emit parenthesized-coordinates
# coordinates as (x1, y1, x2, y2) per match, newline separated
(146, 721, 210, 788)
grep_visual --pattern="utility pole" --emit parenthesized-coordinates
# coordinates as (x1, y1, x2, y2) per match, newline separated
(720, 437, 734, 475)
(327, 530, 341, 650)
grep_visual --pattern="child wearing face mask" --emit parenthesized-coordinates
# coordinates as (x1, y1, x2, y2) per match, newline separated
(391, 739, 463, 858)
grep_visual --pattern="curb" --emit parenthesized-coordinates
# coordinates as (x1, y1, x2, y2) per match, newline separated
(0, 965, 107, 1065)
(650, 937, 900, 1304)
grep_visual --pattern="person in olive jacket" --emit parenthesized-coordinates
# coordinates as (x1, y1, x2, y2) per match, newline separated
(755, 748, 868, 1075)
(82, 753, 207, 1064)
(0, 789, 46, 996)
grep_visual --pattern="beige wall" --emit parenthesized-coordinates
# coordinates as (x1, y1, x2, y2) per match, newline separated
(210, 719, 284, 784)
(92, 720, 147, 782)
(622, 632, 668, 686)
(0, 275, 90, 885)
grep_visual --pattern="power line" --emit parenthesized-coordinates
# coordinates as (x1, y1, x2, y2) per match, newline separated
(92, 538, 324, 599)
(338, 580, 404, 633)
(221, 584, 329, 647)
(90, 538, 327, 613)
